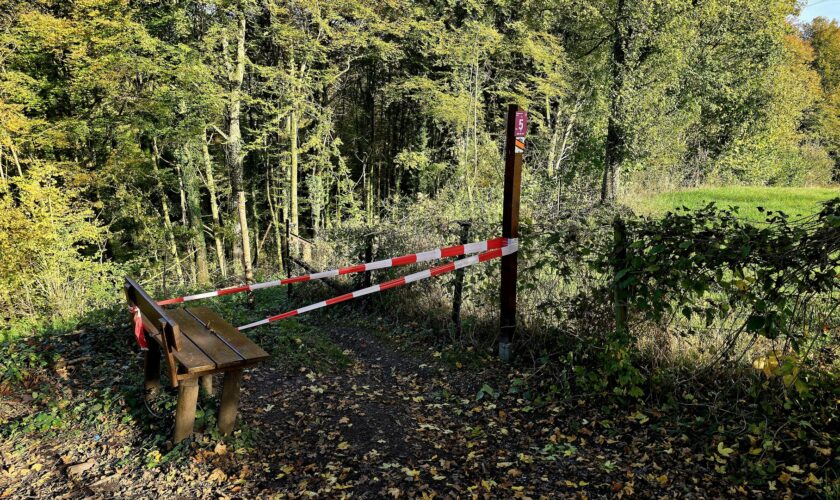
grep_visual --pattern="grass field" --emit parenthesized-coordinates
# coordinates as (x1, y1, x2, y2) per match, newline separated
(626, 186, 839, 221)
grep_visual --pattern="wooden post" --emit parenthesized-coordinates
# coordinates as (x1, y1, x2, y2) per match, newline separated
(285, 221, 293, 299)
(363, 233, 374, 288)
(612, 216, 629, 336)
(173, 377, 199, 443)
(499, 104, 525, 362)
(200, 374, 213, 397)
(452, 221, 471, 339)
(218, 368, 244, 435)
(143, 341, 161, 398)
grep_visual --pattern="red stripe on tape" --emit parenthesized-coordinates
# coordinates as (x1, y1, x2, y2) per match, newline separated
(157, 297, 184, 306)
(326, 293, 354, 306)
(487, 238, 506, 249)
(283, 275, 311, 285)
(479, 248, 503, 262)
(391, 255, 417, 266)
(430, 262, 456, 276)
(379, 277, 407, 291)
(218, 285, 250, 296)
(440, 245, 464, 258)
(339, 264, 366, 275)
(268, 310, 299, 322)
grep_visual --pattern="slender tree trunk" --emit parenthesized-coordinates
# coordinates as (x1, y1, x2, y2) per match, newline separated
(250, 186, 259, 270)
(202, 129, 227, 278)
(266, 166, 284, 274)
(9, 143, 22, 176)
(152, 139, 185, 285)
(175, 160, 197, 283)
(289, 104, 299, 235)
(182, 144, 210, 286)
(547, 104, 559, 178)
(601, 0, 628, 204)
(175, 161, 188, 226)
(223, 13, 253, 284)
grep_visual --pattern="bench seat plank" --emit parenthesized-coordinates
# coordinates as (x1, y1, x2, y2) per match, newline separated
(168, 309, 247, 371)
(140, 314, 216, 373)
(187, 307, 270, 363)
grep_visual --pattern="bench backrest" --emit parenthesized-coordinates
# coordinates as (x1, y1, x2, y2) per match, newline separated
(124, 277, 182, 351)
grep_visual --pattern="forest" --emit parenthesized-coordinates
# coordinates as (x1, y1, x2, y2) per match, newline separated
(1, 0, 839, 497)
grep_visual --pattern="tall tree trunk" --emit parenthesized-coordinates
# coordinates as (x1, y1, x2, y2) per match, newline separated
(289, 102, 299, 236)
(182, 144, 210, 286)
(223, 13, 254, 284)
(202, 129, 227, 278)
(175, 160, 198, 283)
(266, 166, 284, 274)
(250, 186, 259, 270)
(601, 0, 628, 204)
(152, 139, 185, 285)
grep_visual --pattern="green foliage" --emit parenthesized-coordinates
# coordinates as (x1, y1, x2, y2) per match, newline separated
(627, 186, 840, 222)
(616, 199, 839, 348)
(0, 165, 117, 324)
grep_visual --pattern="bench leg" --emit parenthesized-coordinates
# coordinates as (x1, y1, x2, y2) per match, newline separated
(144, 341, 161, 398)
(200, 374, 213, 397)
(218, 369, 244, 435)
(173, 377, 199, 443)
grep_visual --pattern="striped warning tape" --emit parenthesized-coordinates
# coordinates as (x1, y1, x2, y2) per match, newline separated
(158, 237, 513, 306)
(238, 238, 518, 331)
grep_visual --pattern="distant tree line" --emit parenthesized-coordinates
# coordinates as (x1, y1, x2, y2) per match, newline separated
(0, 0, 838, 321)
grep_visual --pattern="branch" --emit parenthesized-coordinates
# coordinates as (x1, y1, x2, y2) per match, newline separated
(212, 124, 230, 142)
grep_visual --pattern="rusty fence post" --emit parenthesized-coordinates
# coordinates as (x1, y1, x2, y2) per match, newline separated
(452, 221, 471, 340)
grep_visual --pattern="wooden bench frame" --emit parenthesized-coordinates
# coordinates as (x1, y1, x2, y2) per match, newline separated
(124, 277, 268, 442)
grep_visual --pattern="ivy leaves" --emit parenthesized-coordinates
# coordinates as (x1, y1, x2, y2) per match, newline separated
(613, 199, 840, 347)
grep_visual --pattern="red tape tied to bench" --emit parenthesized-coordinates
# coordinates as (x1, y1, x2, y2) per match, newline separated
(129, 306, 148, 350)
(157, 237, 512, 306)
(237, 238, 519, 331)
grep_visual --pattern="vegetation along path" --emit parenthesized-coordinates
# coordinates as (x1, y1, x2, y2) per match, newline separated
(1, 300, 774, 498)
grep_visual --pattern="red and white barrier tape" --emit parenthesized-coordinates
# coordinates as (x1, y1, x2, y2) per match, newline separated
(237, 239, 519, 331)
(158, 237, 512, 306)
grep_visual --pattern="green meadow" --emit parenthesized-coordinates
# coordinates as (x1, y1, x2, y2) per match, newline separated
(626, 186, 839, 221)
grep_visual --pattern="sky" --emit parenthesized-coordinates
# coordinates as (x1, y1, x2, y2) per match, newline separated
(800, 0, 840, 22)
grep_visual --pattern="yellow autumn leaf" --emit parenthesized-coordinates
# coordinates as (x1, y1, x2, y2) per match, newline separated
(657, 474, 668, 486)
(805, 473, 821, 485)
(786, 464, 804, 474)
(337, 441, 350, 450)
(778, 471, 791, 484)
(717, 441, 735, 458)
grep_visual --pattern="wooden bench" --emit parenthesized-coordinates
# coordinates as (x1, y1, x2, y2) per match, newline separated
(124, 277, 269, 442)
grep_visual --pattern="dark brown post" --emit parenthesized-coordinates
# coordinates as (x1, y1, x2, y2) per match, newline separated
(285, 221, 293, 298)
(173, 377, 199, 443)
(144, 342, 161, 398)
(218, 368, 244, 435)
(499, 104, 525, 362)
(363, 233, 374, 288)
(452, 221, 471, 339)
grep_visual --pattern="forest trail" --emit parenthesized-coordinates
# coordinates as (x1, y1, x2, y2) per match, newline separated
(228, 322, 725, 498)
(1, 310, 744, 498)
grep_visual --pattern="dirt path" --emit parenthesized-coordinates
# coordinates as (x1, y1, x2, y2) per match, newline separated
(1, 313, 742, 498)
(235, 324, 720, 498)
